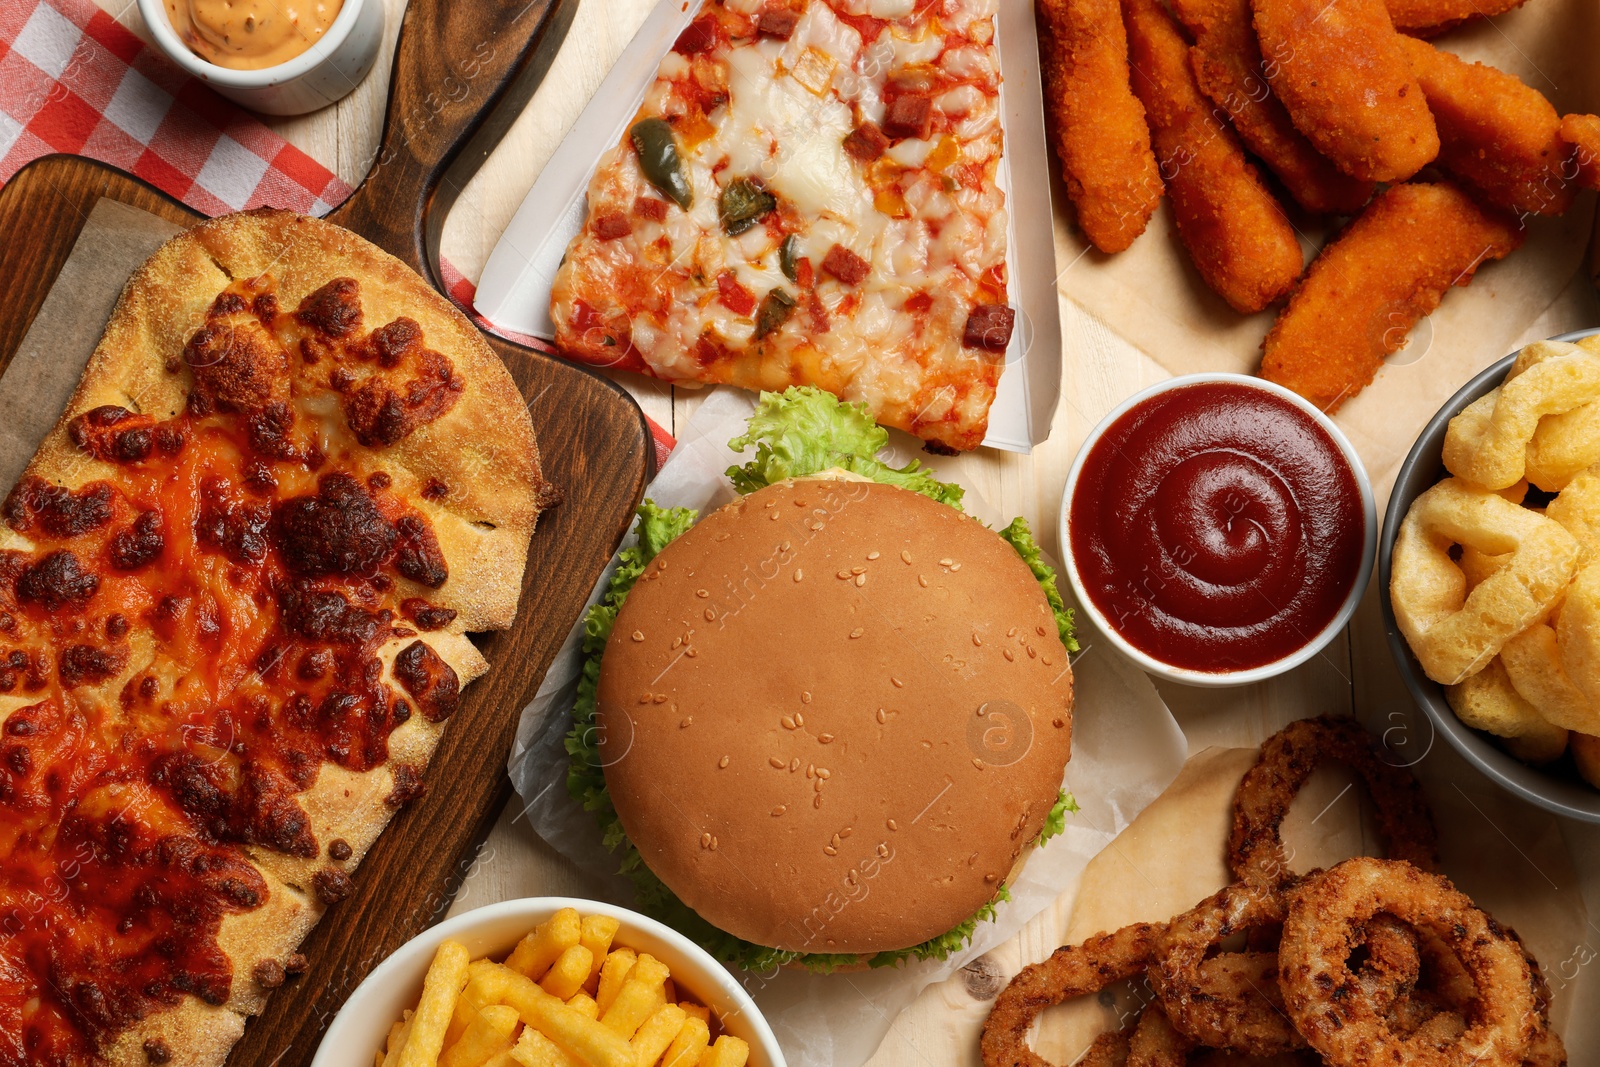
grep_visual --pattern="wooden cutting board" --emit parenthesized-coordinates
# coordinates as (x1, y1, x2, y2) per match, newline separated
(0, 1, 653, 1064)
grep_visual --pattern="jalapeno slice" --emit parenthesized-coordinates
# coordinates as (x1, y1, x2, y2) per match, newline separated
(779, 235, 800, 282)
(720, 178, 778, 236)
(753, 288, 797, 339)
(630, 118, 692, 210)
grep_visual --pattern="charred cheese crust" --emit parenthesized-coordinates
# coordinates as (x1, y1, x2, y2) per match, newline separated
(0, 209, 543, 1066)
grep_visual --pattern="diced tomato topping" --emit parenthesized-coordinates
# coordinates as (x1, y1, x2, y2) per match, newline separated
(833, 12, 885, 43)
(717, 271, 757, 316)
(675, 15, 718, 55)
(795, 258, 815, 289)
(883, 94, 934, 141)
(756, 8, 800, 39)
(593, 212, 632, 241)
(634, 197, 669, 221)
(905, 291, 934, 314)
(843, 122, 891, 163)
(821, 245, 871, 286)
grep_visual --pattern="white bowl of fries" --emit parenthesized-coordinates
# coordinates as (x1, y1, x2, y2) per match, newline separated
(312, 897, 787, 1067)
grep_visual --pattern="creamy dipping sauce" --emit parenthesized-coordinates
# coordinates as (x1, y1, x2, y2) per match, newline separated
(164, 0, 342, 70)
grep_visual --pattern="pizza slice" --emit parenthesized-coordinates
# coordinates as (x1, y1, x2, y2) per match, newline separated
(0, 210, 552, 1066)
(550, 0, 1014, 453)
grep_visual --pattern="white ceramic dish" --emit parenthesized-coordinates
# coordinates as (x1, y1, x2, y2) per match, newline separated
(137, 0, 384, 116)
(310, 896, 787, 1067)
(1057, 373, 1377, 688)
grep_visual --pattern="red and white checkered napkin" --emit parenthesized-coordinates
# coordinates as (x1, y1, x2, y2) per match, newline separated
(0, 0, 351, 213)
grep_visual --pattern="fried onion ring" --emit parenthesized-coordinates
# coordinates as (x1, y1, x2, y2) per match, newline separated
(1228, 717, 1439, 890)
(1149, 884, 1304, 1056)
(1500, 615, 1600, 737)
(1279, 858, 1537, 1067)
(1128, 1003, 1196, 1067)
(1557, 562, 1600, 711)
(1078, 1029, 1132, 1067)
(1521, 337, 1600, 492)
(1445, 658, 1570, 761)
(1391, 478, 1580, 684)
(980, 923, 1163, 1067)
(1443, 341, 1600, 490)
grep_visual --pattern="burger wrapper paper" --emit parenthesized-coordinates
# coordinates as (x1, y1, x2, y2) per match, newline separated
(1052, 0, 1600, 504)
(507, 387, 1193, 1067)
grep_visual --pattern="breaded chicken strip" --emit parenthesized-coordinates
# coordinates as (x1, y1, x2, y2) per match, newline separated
(1124, 0, 1303, 313)
(1168, 0, 1374, 215)
(1260, 183, 1524, 412)
(1561, 113, 1600, 191)
(1398, 36, 1575, 218)
(1037, 0, 1164, 253)
(1386, 0, 1531, 37)
(1253, 0, 1439, 183)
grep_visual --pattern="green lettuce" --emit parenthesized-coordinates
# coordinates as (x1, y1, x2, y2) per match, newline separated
(726, 386, 966, 510)
(567, 390, 1083, 973)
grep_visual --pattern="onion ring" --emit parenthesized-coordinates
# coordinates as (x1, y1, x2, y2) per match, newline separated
(1391, 479, 1580, 685)
(1149, 883, 1304, 1055)
(1128, 1003, 1195, 1067)
(1228, 717, 1440, 890)
(1279, 858, 1538, 1067)
(1446, 658, 1570, 762)
(980, 923, 1163, 1067)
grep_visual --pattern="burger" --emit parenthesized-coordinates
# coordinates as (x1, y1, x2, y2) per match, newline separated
(566, 388, 1078, 971)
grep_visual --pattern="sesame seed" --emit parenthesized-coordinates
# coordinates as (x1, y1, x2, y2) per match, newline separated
(867, 551, 880, 560)
(782, 715, 797, 730)
(846, 869, 858, 885)
(825, 845, 837, 856)
(1004, 648, 1015, 662)
(631, 630, 645, 642)
(814, 795, 823, 808)
(814, 779, 824, 792)
(653, 694, 668, 704)
(876, 708, 887, 724)
(795, 711, 804, 727)
(700, 833, 712, 848)
(697, 589, 709, 598)
(837, 570, 852, 580)
(841, 826, 853, 837)
(686, 648, 698, 658)
(719, 756, 730, 768)
(806, 764, 815, 778)
(772, 806, 786, 816)
(950, 563, 961, 571)
(918, 575, 929, 588)
(985, 873, 997, 883)
(704, 608, 715, 621)
(770, 512, 780, 521)
(794, 570, 804, 582)
(782, 541, 792, 551)
(790, 757, 800, 771)
(1037, 625, 1048, 637)
(1027, 647, 1036, 659)
(891, 677, 904, 688)
(639, 694, 652, 704)
(810, 522, 824, 531)
(901, 550, 913, 564)
(680, 717, 693, 728)
(855, 574, 866, 587)
(819, 733, 834, 743)
(830, 834, 841, 847)
(939, 558, 954, 568)
(794, 499, 807, 507)
(1053, 718, 1066, 728)
(1042, 655, 1053, 666)
(972, 758, 985, 770)
(802, 691, 812, 704)
(851, 566, 865, 575)
(972, 633, 981, 647)
(849, 627, 864, 639)
(1008, 627, 1018, 638)
(770, 757, 785, 769)
(709, 836, 719, 851)
(887, 819, 898, 831)
(817, 768, 831, 779)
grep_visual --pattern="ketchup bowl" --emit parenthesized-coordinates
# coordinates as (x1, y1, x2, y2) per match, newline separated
(1059, 373, 1376, 687)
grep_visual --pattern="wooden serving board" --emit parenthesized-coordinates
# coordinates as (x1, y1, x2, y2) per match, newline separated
(0, 1, 653, 1064)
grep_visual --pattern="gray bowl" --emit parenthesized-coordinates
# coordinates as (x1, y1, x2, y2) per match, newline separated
(1380, 327, 1600, 824)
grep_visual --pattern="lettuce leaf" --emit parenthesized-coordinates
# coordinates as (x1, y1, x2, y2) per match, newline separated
(1038, 789, 1079, 847)
(725, 386, 965, 510)
(998, 517, 1079, 654)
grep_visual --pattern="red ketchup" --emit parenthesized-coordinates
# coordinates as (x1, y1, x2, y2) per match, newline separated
(1069, 381, 1364, 672)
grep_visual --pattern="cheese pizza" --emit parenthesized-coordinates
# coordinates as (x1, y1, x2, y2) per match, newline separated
(0, 210, 552, 1066)
(550, 0, 1014, 453)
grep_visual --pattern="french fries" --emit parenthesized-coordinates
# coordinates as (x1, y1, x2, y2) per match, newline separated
(376, 911, 751, 1067)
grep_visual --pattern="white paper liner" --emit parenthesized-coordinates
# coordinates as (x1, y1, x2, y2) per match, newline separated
(472, 0, 1063, 453)
(506, 388, 1189, 1067)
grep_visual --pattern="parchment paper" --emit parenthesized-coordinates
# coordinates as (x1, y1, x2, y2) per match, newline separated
(507, 387, 1193, 1067)
(0, 199, 183, 492)
(1031, 739, 1595, 1063)
(1055, 0, 1600, 496)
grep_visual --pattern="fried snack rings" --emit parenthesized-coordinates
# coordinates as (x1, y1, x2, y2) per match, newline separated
(1523, 339, 1600, 492)
(1123, 0, 1302, 314)
(1036, 0, 1162, 254)
(1149, 885, 1304, 1056)
(1252, 0, 1439, 183)
(1445, 657, 1570, 762)
(1227, 716, 1439, 889)
(979, 923, 1163, 1067)
(1391, 478, 1579, 684)
(1279, 858, 1538, 1067)
(1443, 342, 1600, 490)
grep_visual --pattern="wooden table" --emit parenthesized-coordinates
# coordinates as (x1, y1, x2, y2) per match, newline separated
(104, 0, 1600, 1060)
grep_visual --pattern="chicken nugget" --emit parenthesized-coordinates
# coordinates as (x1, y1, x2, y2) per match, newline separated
(1252, 0, 1439, 183)
(1385, 0, 1531, 37)
(1259, 183, 1524, 412)
(1037, 0, 1163, 253)
(1398, 36, 1575, 218)
(1124, 0, 1303, 313)
(1168, 0, 1374, 214)
(1560, 113, 1600, 191)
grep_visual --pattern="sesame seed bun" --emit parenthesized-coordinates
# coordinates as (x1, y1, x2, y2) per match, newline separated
(596, 479, 1075, 956)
